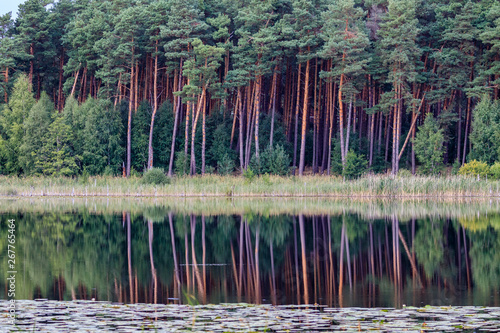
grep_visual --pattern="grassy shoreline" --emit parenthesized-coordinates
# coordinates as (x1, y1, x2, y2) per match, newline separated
(1, 174, 500, 198)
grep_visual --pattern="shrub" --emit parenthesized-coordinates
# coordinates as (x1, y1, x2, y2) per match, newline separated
(261, 145, 290, 176)
(249, 145, 290, 176)
(343, 150, 368, 179)
(204, 165, 215, 174)
(174, 151, 189, 176)
(217, 153, 235, 175)
(398, 169, 412, 178)
(243, 168, 256, 183)
(490, 162, 500, 180)
(458, 160, 490, 178)
(142, 168, 170, 185)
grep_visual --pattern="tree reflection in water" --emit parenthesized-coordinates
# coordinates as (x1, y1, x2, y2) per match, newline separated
(1, 205, 500, 307)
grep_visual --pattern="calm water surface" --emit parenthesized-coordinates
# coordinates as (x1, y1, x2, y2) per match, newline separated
(1, 198, 499, 308)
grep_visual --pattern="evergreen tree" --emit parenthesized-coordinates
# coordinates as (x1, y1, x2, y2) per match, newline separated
(35, 112, 78, 176)
(160, 0, 208, 175)
(321, 0, 370, 169)
(0, 74, 35, 174)
(379, 0, 421, 175)
(468, 96, 500, 164)
(20, 91, 53, 174)
(414, 114, 445, 175)
(15, 0, 50, 95)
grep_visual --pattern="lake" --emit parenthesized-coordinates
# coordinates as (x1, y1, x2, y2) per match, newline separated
(1, 197, 499, 309)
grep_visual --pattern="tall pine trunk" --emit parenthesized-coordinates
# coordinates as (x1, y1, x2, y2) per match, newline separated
(168, 60, 183, 176)
(126, 43, 135, 177)
(293, 62, 302, 175)
(298, 58, 310, 176)
(147, 41, 159, 169)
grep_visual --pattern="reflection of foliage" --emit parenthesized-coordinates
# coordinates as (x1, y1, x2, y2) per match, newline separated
(2, 209, 499, 303)
(469, 229, 500, 292)
(459, 214, 500, 232)
(414, 220, 445, 279)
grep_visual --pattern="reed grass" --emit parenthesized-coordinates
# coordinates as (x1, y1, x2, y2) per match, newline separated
(1, 174, 500, 198)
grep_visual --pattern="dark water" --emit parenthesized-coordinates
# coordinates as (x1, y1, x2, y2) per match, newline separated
(1, 198, 500, 308)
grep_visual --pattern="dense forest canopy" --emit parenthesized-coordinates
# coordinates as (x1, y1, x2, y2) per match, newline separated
(1, 0, 500, 177)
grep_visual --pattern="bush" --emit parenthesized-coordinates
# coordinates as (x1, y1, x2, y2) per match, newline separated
(261, 145, 290, 176)
(398, 169, 412, 177)
(174, 151, 189, 176)
(142, 168, 170, 185)
(490, 162, 500, 180)
(217, 153, 235, 175)
(343, 150, 368, 179)
(458, 160, 490, 178)
(249, 145, 290, 176)
(243, 168, 256, 183)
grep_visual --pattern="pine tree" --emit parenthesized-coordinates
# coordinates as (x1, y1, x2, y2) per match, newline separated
(15, 0, 50, 96)
(178, 38, 224, 175)
(0, 13, 20, 103)
(321, 0, 370, 170)
(379, 0, 421, 175)
(160, 0, 208, 175)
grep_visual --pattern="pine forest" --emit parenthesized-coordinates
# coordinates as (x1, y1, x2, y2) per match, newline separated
(2, 0, 500, 179)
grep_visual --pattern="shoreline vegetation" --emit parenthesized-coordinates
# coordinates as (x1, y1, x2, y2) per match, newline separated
(2, 174, 500, 199)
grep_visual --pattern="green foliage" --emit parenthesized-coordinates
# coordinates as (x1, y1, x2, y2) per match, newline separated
(131, 101, 151, 172)
(243, 168, 256, 183)
(141, 168, 170, 185)
(490, 162, 500, 180)
(331, 139, 368, 178)
(343, 150, 368, 179)
(261, 145, 291, 176)
(208, 122, 235, 168)
(469, 96, 500, 164)
(20, 92, 53, 175)
(414, 115, 445, 175)
(458, 160, 491, 178)
(35, 113, 78, 177)
(249, 145, 291, 176)
(398, 169, 412, 178)
(217, 153, 235, 175)
(0, 74, 35, 175)
(174, 152, 189, 176)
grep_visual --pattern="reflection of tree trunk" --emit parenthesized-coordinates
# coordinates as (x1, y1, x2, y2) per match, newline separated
(299, 214, 309, 304)
(457, 227, 461, 286)
(238, 216, 244, 299)
(293, 217, 300, 303)
(231, 241, 239, 295)
(254, 224, 261, 304)
(327, 216, 335, 304)
(127, 212, 133, 303)
(190, 215, 205, 302)
(369, 224, 375, 277)
(245, 221, 255, 298)
(270, 239, 276, 304)
(398, 228, 422, 287)
(339, 221, 345, 307)
(148, 220, 157, 304)
(202, 215, 206, 291)
(344, 223, 352, 289)
(169, 212, 181, 301)
(463, 227, 471, 289)
(184, 219, 191, 291)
